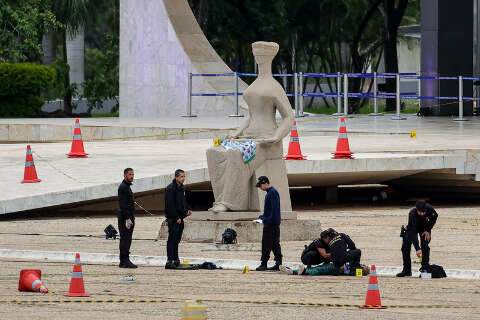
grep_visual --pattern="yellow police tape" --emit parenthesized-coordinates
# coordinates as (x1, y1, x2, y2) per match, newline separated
(0, 298, 473, 309)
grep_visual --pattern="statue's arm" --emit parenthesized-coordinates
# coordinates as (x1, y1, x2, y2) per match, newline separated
(270, 91, 294, 142)
(230, 116, 250, 138)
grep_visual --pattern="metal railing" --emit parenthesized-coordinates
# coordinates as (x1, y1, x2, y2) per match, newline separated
(186, 71, 480, 121)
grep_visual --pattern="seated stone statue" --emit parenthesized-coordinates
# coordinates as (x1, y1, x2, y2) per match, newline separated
(206, 41, 294, 213)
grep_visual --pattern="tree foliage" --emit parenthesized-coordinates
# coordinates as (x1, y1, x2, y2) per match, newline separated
(0, 0, 59, 62)
(189, 0, 419, 112)
(0, 62, 55, 116)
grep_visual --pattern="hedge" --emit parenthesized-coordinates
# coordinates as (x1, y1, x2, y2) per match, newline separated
(0, 63, 55, 117)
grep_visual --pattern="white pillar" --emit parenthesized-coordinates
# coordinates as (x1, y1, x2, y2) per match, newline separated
(66, 28, 85, 94)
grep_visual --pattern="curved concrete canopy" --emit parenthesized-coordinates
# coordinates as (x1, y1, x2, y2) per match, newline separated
(120, 0, 247, 118)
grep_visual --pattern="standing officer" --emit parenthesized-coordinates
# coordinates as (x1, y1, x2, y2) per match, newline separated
(165, 169, 192, 269)
(118, 168, 137, 268)
(397, 200, 438, 277)
(255, 176, 283, 271)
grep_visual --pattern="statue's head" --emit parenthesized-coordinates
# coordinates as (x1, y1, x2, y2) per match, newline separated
(252, 41, 279, 64)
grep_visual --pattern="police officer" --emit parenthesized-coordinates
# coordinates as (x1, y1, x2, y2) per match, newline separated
(165, 169, 192, 269)
(397, 200, 438, 277)
(118, 168, 137, 268)
(301, 230, 332, 266)
(255, 176, 283, 271)
(320, 228, 361, 275)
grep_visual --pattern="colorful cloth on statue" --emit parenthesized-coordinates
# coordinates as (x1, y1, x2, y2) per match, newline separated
(221, 140, 256, 164)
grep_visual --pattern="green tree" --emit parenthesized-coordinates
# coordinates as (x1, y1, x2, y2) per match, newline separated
(83, 34, 119, 112)
(51, 0, 89, 115)
(0, 0, 58, 62)
(381, 0, 411, 111)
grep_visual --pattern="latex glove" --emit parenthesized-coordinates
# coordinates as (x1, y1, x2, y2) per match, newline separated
(176, 218, 182, 224)
(422, 231, 431, 241)
(125, 219, 133, 230)
(416, 250, 422, 257)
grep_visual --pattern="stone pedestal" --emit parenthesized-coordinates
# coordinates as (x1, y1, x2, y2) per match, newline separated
(157, 212, 321, 243)
(189, 211, 297, 221)
(249, 159, 292, 212)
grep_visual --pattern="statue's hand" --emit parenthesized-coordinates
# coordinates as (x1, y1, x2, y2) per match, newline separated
(258, 137, 279, 144)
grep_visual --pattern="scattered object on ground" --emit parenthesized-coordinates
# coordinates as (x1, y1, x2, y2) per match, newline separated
(242, 266, 250, 274)
(182, 300, 207, 320)
(123, 275, 134, 282)
(18, 269, 48, 293)
(104, 224, 118, 240)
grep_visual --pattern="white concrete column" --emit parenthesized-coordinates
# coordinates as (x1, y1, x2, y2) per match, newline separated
(42, 33, 56, 65)
(66, 28, 85, 94)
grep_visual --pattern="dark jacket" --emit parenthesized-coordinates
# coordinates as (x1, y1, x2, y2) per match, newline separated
(328, 233, 357, 267)
(406, 204, 438, 250)
(165, 179, 190, 220)
(118, 180, 135, 221)
(262, 187, 281, 225)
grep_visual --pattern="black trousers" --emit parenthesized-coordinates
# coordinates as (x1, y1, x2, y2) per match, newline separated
(261, 224, 282, 264)
(118, 217, 134, 263)
(301, 249, 329, 266)
(401, 233, 430, 272)
(334, 249, 361, 275)
(167, 219, 184, 262)
(345, 249, 361, 272)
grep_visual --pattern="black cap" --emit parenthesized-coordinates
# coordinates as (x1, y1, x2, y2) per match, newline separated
(256, 176, 270, 187)
(415, 200, 427, 212)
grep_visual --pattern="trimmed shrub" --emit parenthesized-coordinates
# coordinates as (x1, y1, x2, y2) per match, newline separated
(0, 63, 55, 117)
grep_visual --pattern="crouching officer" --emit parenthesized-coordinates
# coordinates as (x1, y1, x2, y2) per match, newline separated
(165, 169, 192, 269)
(118, 168, 137, 268)
(301, 230, 333, 266)
(320, 228, 361, 275)
(397, 200, 438, 277)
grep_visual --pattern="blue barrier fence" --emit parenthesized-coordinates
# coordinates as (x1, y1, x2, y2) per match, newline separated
(185, 72, 480, 120)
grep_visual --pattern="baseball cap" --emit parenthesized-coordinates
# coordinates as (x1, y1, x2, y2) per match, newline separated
(256, 176, 270, 187)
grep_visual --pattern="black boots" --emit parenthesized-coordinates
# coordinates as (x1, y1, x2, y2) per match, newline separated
(267, 263, 281, 271)
(255, 262, 268, 271)
(396, 270, 412, 277)
(165, 260, 180, 269)
(119, 260, 138, 269)
(256, 262, 281, 271)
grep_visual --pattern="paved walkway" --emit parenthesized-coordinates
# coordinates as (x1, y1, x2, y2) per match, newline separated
(0, 204, 479, 319)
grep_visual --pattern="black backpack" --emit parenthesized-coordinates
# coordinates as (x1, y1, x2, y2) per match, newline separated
(222, 228, 237, 244)
(422, 264, 447, 278)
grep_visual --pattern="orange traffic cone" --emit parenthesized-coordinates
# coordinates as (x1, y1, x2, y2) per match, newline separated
(67, 119, 88, 158)
(284, 121, 306, 160)
(21, 145, 41, 183)
(361, 265, 385, 309)
(66, 253, 89, 297)
(332, 117, 354, 159)
(18, 269, 48, 293)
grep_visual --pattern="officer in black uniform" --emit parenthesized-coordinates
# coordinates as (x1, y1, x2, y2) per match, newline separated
(397, 200, 438, 277)
(117, 168, 137, 268)
(301, 230, 333, 266)
(165, 169, 192, 269)
(320, 228, 361, 275)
